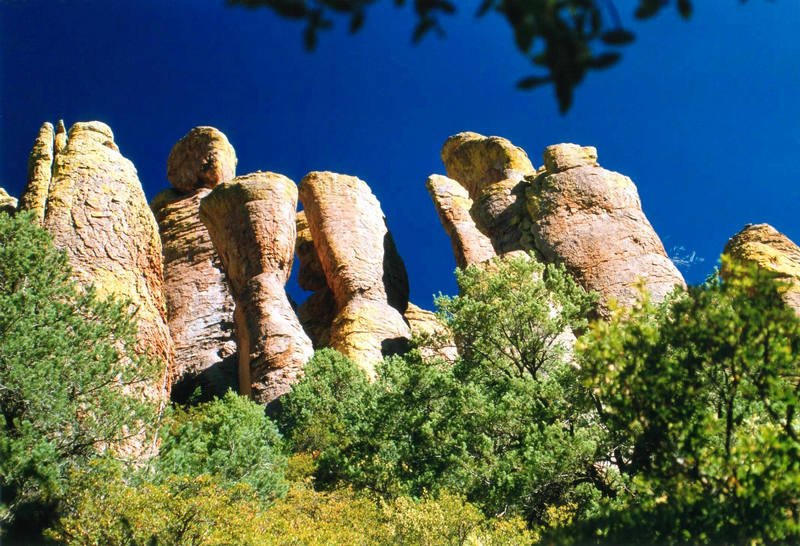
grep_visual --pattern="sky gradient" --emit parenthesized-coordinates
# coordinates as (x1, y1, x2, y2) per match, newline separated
(2, 1, 799, 307)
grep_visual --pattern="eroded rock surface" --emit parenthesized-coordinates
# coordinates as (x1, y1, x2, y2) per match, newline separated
(298, 171, 410, 372)
(167, 127, 237, 193)
(200, 171, 313, 403)
(404, 302, 458, 362)
(0, 187, 17, 214)
(20, 120, 174, 406)
(526, 143, 685, 311)
(723, 223, 800, 313)
(152, 188, 237, 402)
(426, 174, 496, 269)
(295, 211, 336, 348)
(441, 132, 536, 257)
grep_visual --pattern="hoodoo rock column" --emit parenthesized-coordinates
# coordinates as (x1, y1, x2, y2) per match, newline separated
(19, 121, 174, 401)
(200, 171, 313, 403)
(298, 171, 411, 373)
(151, 127, 239, 401)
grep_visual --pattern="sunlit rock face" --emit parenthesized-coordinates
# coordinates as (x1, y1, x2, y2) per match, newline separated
(426, 174, 496, 269)
(20, 121, 174, 407)
(298, 171, 411, 375)
(723, 223, 800, 314)
(526, 143, 685, 313)
(200, 171, 313, 404)
(0, 187, 17, 213)
(441, 132, 536, 258)
(152, 127, 239, 402)
(295, 211, 336, 349)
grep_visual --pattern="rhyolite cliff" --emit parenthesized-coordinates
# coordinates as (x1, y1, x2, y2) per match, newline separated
(7, 121, 799, 406)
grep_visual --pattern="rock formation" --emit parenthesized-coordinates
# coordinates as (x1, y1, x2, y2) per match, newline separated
(20, 121, 55, 222)
(0, 187, 17, 214)
(151, 127, 239, 402)
(526, 143, 685, 311)
(404, 302, 458, 362)
(298, 171, 411, 372)
(441, 132, 536, 257)
(425, 174, 495, 269)
(295, 211, 336, 348)
(200, 171, 313, 404)
(166, 126, 237, 193)
(723, 223, 800, 314)
(20, 121, 174, 400)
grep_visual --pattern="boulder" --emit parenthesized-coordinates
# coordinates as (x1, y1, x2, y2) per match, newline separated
(167, 127, 237, 193)
(425, 174, 496, 269)
(723, 223, 800, 314)
(298, 171, 410, 372)
(526, 143, 685, 312)
(404, 302, 458, 362)
(199, 171, 313, 403)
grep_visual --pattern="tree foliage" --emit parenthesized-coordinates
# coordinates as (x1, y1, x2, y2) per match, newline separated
(568, 261, 800, 544)
(0, 211, 160, 530)
(279, 255, 608, 526)
(156, 390, 288, 502)
(227, 0, 710, 112)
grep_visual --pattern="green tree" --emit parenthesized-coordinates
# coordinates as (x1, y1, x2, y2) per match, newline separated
(156, 390, 288, 502)
(280, 255, 611, 526)
(228, 0, 726, 112)
(569, 261, 800, 544)
(0, 211, 160, 531)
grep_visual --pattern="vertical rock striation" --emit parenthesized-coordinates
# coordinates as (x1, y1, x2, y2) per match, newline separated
(295, 211, 337, 349)
(151, 127, 239, 402)
(19, 120, 174, 404)
(723, 223, 800, 314)
(298, 171, 411, 372)
(425, 174, 496, 269)
(200, 171, 313, 404)
(526, 143, 685, 311)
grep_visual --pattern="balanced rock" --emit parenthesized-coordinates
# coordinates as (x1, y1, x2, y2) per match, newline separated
(441, 132, 536, 256)
(152, 188, 237, 402)
(426, 174, 496, 269)
(167, 127, 237, 193)
(723, 223, 800, 313)
(200, 171, 313, 403)
(298, 171, 410, 372)
(19, 120, 174, 401)
(526, 143, 685, 311)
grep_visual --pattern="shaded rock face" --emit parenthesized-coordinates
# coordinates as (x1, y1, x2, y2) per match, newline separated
(425, 174, 496, 269)
(526, 143, 685, 311)
(19, 121, 174, 400)
(200, 171, 313, 404)
(166, 126, 237, 194)
(151, 188, 237, 403)
(440, 132, 536, 257)
(295, 211, 336, 349)
(298, 171, 411, 372)
(723, 223, 800, 314)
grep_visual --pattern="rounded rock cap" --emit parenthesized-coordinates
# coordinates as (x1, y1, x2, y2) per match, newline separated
(167, 126, 237, 193)
(543, 143, 598, 173)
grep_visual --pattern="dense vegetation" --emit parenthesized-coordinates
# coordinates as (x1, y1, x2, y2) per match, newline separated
(2, 211, 799, 544)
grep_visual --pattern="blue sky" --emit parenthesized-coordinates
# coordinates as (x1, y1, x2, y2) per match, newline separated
(2, 1, 799, 307)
